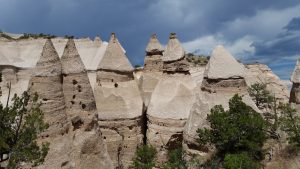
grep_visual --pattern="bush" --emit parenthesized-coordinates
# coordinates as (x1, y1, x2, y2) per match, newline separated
(279, 103, 300, 148)
(132, 145, 157, 169)
(197, 94, 268, 167)
(163, 148, 187, 169)
(223, 153, 261, 169)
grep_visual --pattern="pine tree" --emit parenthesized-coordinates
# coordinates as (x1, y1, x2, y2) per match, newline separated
(132, 145, 157, 169)
(197, 94, 267, 168)
(0, 90, 49, 168)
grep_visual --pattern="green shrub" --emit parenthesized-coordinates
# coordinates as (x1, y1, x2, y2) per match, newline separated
(197, 94, 268, 167)
(223, 153, 261, 169)
(132, 145, 157, 169)
(163, 148, 187, 169)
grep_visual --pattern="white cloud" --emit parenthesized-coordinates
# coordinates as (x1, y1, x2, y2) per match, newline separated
(182, 34, 256, 61)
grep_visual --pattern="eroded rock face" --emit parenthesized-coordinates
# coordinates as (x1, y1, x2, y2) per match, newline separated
(140, 34, 164, 107)
(183, 46, 259, 167)
(144, 34, 163, 72)
(290, 59, 300, 104)
(28, 39, 68, 137)
(245, 63, 289, 103)
(94, 33, 143, 168)
(147, 33, 196, 166)
(61, 38, 113, 169)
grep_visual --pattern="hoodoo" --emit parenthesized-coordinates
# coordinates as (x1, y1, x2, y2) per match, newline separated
(183, 45, 259, 166)
(28, 39, 68, 136)
(139, 34, 164, 107)
(27, 39, 70, 168)
(61, 38, 113, 169)
(94, 33, 143, 168)
(290, 59, 300, 104)
(147, 33, 196, 165)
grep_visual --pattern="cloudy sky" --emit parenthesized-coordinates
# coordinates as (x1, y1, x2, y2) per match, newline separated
(0, 0, 300, 80)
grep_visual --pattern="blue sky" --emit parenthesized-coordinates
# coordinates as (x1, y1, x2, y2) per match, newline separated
(0, 0, 300, 80)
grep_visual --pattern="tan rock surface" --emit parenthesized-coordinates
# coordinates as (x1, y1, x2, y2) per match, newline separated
(97, 33, 133, 72)
(94, 33, 143, 168)
(162, 33, 185, 62)
(245, 63, 289, 103)
(146, 34, 195, 165)
(204, 45, 245, 79)
(28, 39, 68, 137)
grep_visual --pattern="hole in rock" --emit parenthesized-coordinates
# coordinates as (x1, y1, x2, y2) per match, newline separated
(71, 101, 75, 105)
(61, 161, 69, 167)
(71, 116, 84, 131)
(81, 104, 86, 109)
(73, 95, 76, 99)
(72, 80, 78, 85)
(114, 83, 118, 88)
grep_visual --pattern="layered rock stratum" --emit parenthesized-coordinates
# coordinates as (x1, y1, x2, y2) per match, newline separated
(0, 32, 293, 169)
(147, 33, 196, 165)
(94, 33, 143, 169)
(183, 45, 260, 167)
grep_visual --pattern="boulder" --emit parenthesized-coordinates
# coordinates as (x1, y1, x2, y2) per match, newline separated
(94, 33, 143, 169)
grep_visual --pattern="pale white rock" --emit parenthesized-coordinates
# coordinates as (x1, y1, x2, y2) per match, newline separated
(61, 39, 86, 74)
(95, 80, 143, 119)
(146, 34, 163, 53)
(291, 59, 300, 83)
(32, 39, 62, 77)
(204, 45, 245, 79)
(162, 33, 185, 62)
(245, 63, 289, 103)
(97, 33, 133, 72)
(148, 73, 196, 119)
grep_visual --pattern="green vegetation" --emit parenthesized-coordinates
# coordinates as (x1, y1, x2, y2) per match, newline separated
(134, 64, 142, 68)
(223, 153, 261, 169)
(279, 103, 300, 148)
(185, 53, 209, 66)
(248, 83, 274, 108)
(18, 33, 57, 40)
(132, 145, 157, 169)
(163, 148, 187, 169)
(0, 33, 14, 40)
(197, 94, 267, 168)
(0, 90, 49, 168)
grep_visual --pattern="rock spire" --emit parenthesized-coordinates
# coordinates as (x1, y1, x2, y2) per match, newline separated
(97, 33, 133, 72)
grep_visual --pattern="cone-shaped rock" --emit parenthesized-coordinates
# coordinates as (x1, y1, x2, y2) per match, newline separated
(290, 59, 300, 103)
(141, 34, 164, 106)
(204, 45, 245, 79)
(162, 33, 185, 62)
(291, 59, 300, 83)
(61, 39, 86, 74)
(97, 33, 133, 72)
(162, 33, 189, 73)
(61, 38, 96, 115)
(28, 39, 68, 137)
(146, 34, 163, 54)
(146, 33, 195, 166)
(94, 36, 103, 46)
(94, 33, 143, 168)
(183, 45, 259, 166)
(32, 39, 62, 77)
